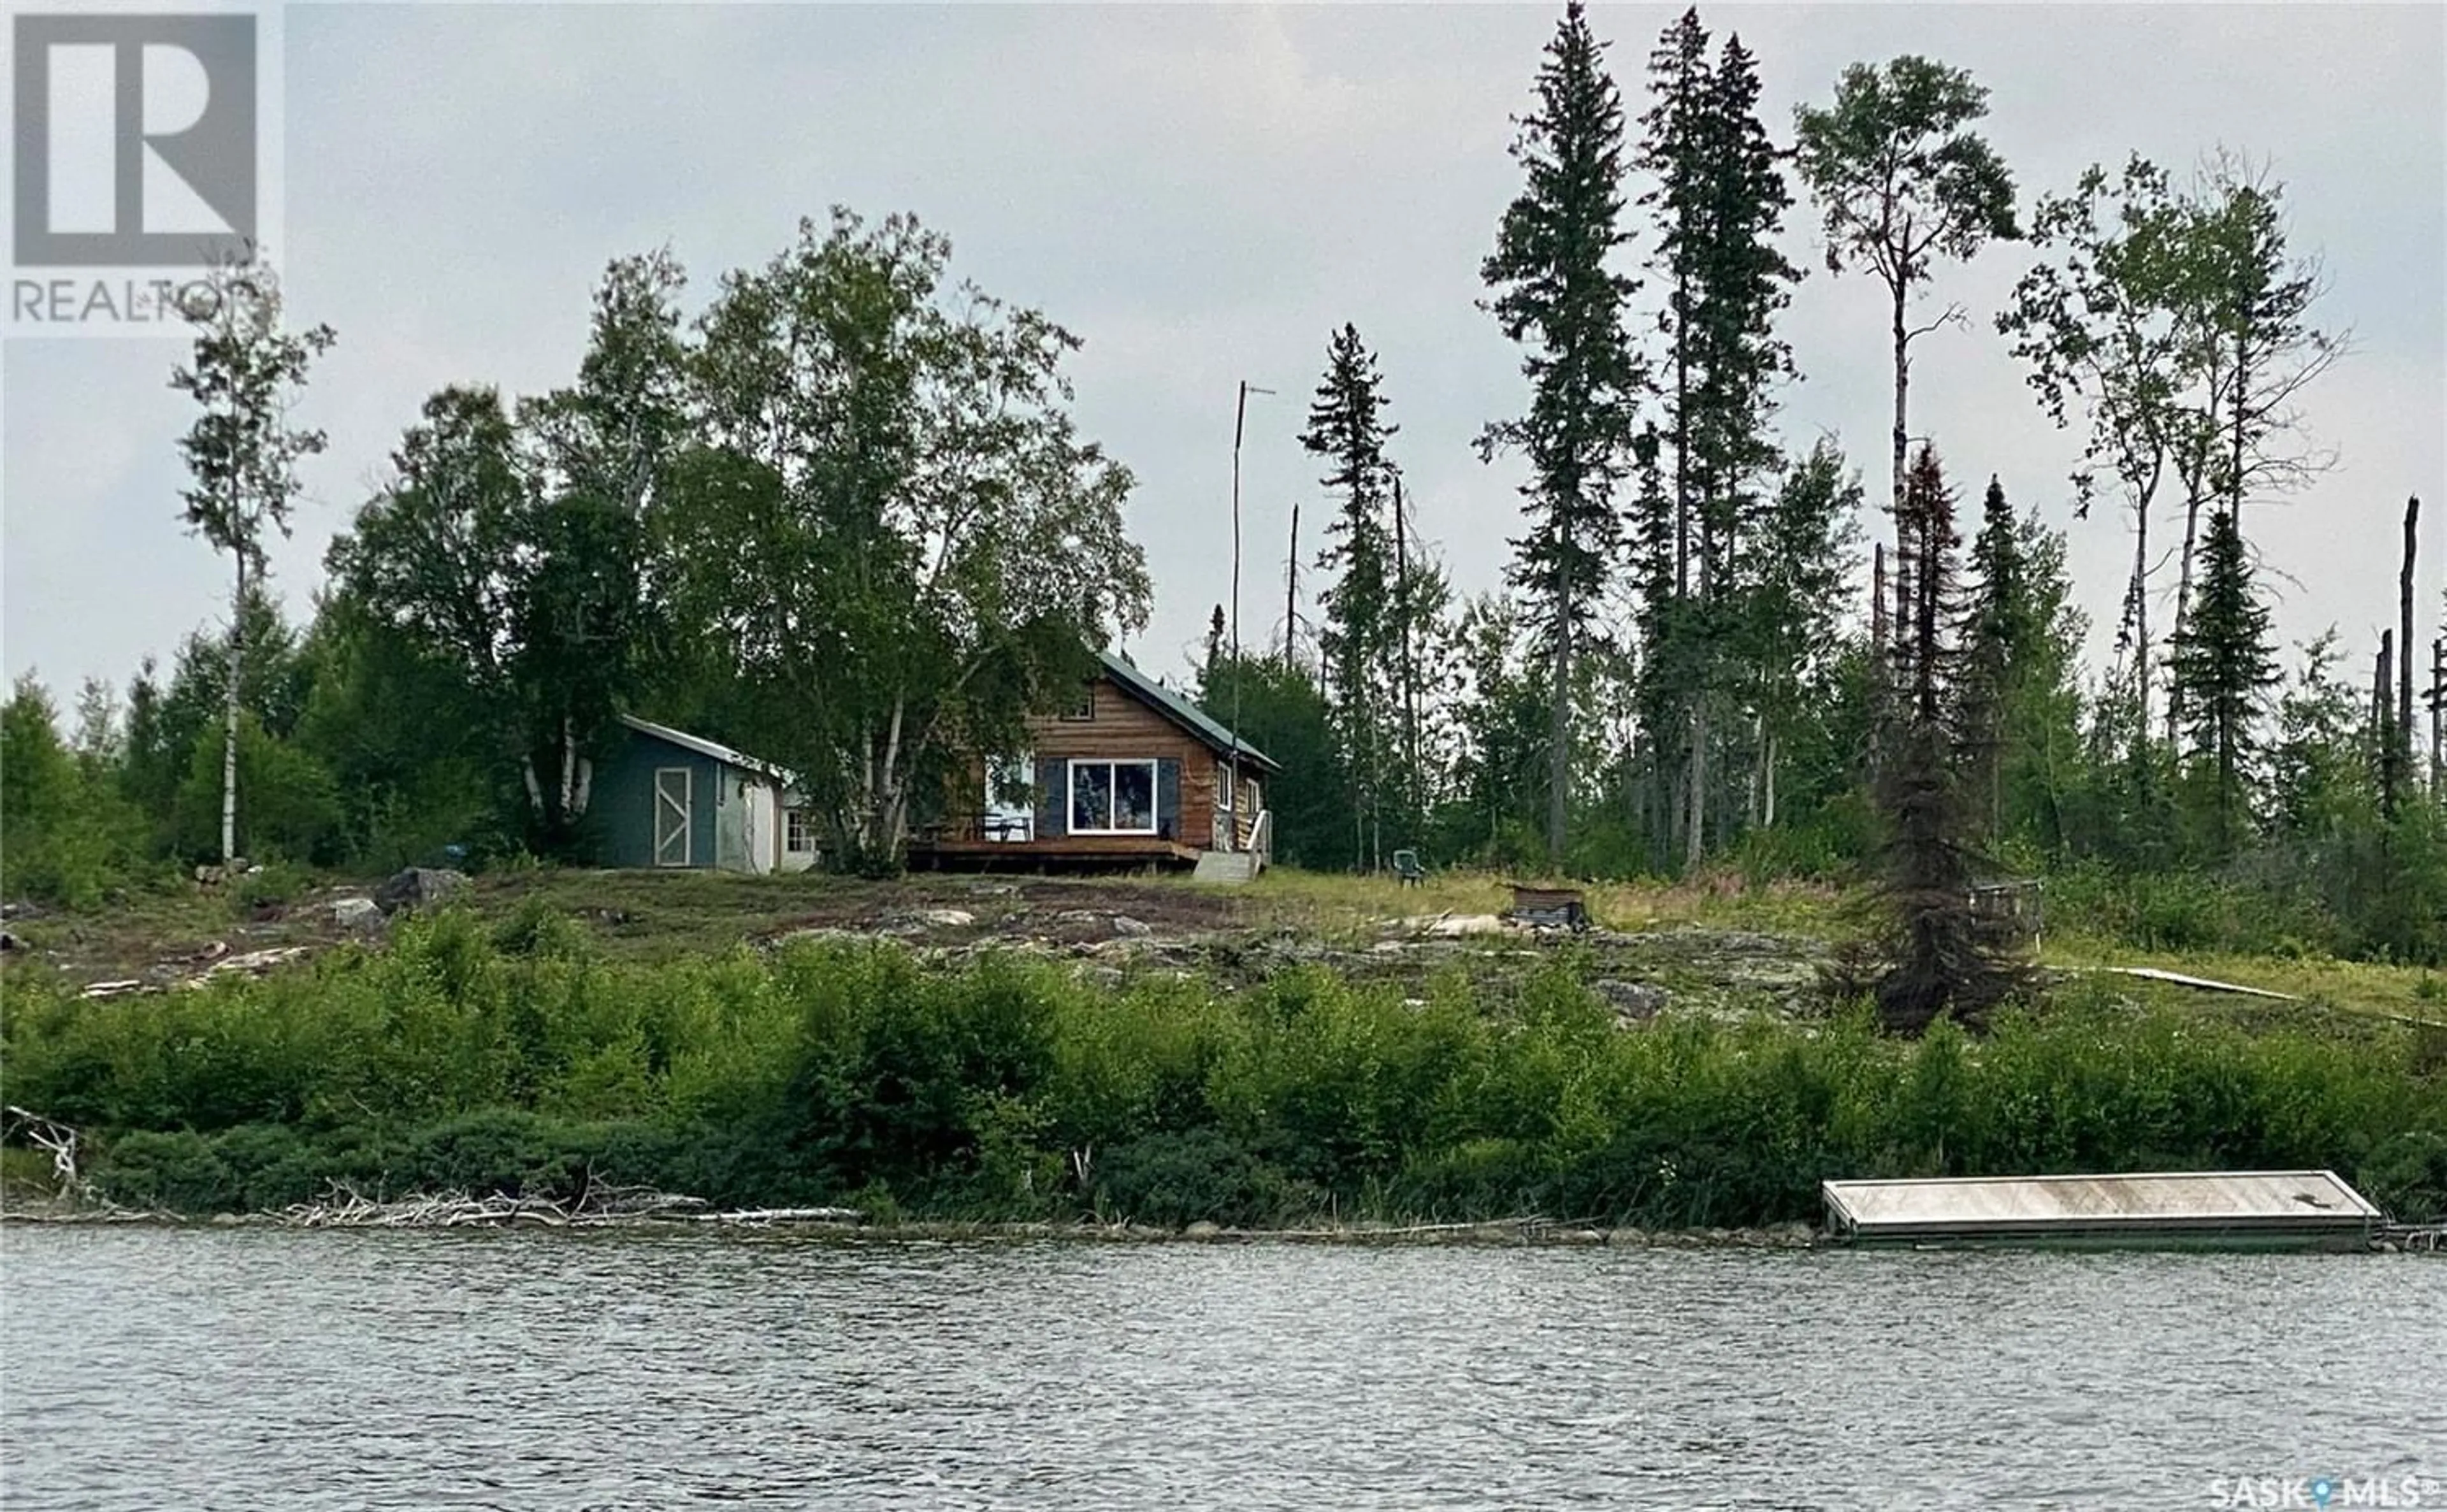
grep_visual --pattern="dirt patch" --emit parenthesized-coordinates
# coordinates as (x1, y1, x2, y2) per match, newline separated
(749, 876, 1252, 950)
(4, 870, 1837, 1019)
(0, 886, 382, 993)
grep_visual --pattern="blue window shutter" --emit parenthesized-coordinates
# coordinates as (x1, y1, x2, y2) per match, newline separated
(1157, 758, 1182, 841)
(1037, 757, 1067, 838)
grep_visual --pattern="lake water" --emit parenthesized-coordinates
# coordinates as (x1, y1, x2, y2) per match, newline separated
(3, 1227, 2440, 1509)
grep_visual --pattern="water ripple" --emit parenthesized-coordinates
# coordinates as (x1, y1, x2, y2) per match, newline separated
(2, 1229, 2440, 1510)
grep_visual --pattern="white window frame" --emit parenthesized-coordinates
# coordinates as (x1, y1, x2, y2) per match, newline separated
(785, 809, 816, 854)
(1069, 758, 1159, 836)
(984, 753, 1035, 842)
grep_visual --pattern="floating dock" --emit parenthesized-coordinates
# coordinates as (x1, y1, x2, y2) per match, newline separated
(1821, 1170, 2385, 1249)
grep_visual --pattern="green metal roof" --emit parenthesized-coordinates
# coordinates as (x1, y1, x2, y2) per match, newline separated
(1097, 650, 1280, 772)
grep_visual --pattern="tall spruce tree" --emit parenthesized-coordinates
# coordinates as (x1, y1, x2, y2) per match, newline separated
(1958, 473, 2024, 842)
(1690, 32, 1798, 594)
(1638, 8, 1712, 613)
(1301, 324, 1400, 868)
(1633, 13, 1798, 867)
(1740, 439, 1861, 832)
(1875, 443, 2022, 1033)
(1482, 1, 1644, 866)
(2167, 503, 2277, 856)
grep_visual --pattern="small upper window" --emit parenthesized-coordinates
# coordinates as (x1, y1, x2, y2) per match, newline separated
(1058, 682, 1095, 721)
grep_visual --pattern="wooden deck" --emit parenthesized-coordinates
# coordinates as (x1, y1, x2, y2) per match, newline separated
(1822, 1170, 2385, 1249)
(907, 836, 1204, 871)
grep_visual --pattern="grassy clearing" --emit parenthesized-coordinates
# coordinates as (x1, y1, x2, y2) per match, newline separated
(6, 862, 2437, 1040)
(1237, 867, 1852, 940)
(2044, 933, 2447, 1030)
(2, 863, 1855, 984)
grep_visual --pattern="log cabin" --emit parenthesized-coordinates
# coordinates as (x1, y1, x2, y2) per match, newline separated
(907, 649, 1278, 872)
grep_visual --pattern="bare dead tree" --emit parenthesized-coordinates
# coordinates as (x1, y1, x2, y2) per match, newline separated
(2376, 631, 2397, 819)
(2403, 496, 2420, 780)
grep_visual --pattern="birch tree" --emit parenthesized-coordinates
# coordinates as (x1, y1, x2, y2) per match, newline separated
(667, 209, 1145, 871)
(331, 254, 679, 852)
(516, 250, 689, 832)
(1998, 157, 2202, 754)
(1794, 57, 2016, 662)
(171, 258, 335, 866)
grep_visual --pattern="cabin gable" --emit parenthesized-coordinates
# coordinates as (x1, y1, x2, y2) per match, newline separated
(915, 664, 1272, 865)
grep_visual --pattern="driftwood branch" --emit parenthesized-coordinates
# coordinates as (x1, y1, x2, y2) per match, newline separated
(3, 1105, 89, 1197)
(271, 1179, 860, 1230)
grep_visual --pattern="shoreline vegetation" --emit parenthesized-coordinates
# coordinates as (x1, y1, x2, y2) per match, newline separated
(5, 879, 2444, 1232)
(0, 1192, 1818, 1251)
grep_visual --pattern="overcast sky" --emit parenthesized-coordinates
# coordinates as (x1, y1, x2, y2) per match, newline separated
(6, 2, 2442, 712)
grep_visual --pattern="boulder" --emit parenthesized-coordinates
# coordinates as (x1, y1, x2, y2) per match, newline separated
(373, 867, 470, 916)
(1592, 979, 1671, 1018)
(1110, 914, 1153, 937)
(769, 926, 870, 950)
(330, 897, 385, 932)
(1183, 1220, 1222, 1240)
(1423, 913, 1512, 937)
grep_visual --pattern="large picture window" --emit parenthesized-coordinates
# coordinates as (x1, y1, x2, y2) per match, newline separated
(1070, 759, 1157, 835)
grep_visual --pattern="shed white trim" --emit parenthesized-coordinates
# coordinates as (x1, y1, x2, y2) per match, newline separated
(618, 714, 798, 785)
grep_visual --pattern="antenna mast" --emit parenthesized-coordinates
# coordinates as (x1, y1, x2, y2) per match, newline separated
(1229, 380, 1273, 851)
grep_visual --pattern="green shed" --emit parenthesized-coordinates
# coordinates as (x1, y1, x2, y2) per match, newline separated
(583, 716, 809, 874)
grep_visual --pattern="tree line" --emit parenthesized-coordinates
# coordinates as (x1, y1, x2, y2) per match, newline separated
(10, 212, 1144, 888)
(1197, 4, 2433, 974)
(4, 5, 2439, 975)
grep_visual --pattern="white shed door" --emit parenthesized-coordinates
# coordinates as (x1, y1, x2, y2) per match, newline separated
(653, 768, 692, 867)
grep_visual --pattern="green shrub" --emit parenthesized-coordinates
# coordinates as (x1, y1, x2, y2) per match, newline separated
(171, 715, 343, 867)
(2359, 1132, 2447, 1225)
(15, 924, 2441, 1224)
(231, 860, 314, 912)
(92, 1130, 236, 1211)
(1, 677, 151, 908)
(1095, 1127, 1290, 1228)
